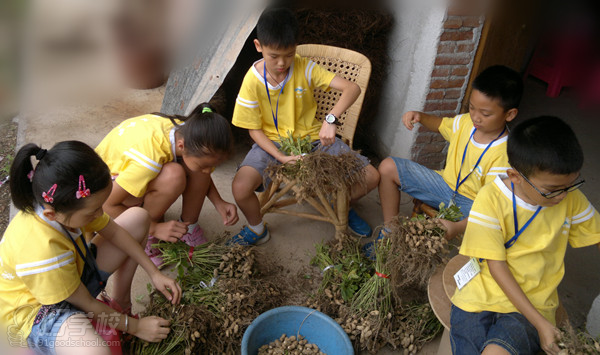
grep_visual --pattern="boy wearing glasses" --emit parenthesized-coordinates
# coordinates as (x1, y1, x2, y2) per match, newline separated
(450, 116, 600, 355)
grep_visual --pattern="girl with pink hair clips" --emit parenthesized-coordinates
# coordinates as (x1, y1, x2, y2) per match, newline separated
(0, 140, 181, 354)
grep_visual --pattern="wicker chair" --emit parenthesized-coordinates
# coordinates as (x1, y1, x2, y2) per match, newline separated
(257, 44, 372, 235)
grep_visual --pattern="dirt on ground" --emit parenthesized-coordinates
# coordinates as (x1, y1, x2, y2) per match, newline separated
(0, 117, 17, 237)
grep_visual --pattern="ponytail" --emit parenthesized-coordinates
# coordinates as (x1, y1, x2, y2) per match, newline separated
(9, 143, 41, 212)
(155, 102, 234, 157)
(9, 141, 111, 215)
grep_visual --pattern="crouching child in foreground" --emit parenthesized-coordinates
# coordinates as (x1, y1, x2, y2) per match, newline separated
(450, 116, 600, 355)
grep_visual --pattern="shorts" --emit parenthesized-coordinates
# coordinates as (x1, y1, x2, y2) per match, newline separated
(391, 157, 473, 219)
(449, 305, 541, 355)
(27, 243, 111, 354)
(240, 138, 370, 191)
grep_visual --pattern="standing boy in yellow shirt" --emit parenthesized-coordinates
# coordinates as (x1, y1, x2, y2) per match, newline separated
(451, 116, 600, 354)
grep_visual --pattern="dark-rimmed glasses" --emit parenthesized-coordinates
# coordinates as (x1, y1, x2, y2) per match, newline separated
(518, 170, 585, 199)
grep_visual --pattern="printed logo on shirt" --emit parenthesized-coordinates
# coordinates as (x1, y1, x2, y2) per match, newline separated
(294, 86, 307, 98)
(561, 218, 571, 235)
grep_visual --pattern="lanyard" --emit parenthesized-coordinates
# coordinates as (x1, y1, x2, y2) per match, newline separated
(454, 126, 507, 196)
(263, 63, 288, 134)
(504, 182, 542, 248)
(61, 225, 104, 287)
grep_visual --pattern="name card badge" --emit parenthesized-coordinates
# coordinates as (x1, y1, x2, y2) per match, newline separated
(454, 257, 481, 290)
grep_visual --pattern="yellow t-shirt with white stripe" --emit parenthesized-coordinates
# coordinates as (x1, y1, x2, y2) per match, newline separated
(232, 54, 336, 142)
(95, 114, 180, 197)
(451, 175, 600, 325)
(437, 114, 510, 200)
(0, 208, 110, 340)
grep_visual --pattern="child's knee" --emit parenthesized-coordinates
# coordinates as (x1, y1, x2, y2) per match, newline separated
(58, 314, 111, 355)
(116, 207, 151, 241)
(158, 163, 186, 192)
(378, 157, 398, 180)
(232, 167, 262, 197)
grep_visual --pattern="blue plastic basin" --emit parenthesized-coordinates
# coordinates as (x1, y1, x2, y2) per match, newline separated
(241, 306, 354, 355)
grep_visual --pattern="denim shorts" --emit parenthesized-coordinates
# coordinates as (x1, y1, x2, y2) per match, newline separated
(392, 157, 473, 219)
(27, 243, 111, 354)
(450, 305, 541, 355)
(240, 138, 370, 191)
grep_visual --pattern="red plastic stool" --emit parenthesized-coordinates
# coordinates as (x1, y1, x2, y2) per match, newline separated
(91, 298, 123, 355)
(525, 29, 593, 98)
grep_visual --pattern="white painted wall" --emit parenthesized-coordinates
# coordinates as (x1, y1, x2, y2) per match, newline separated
(374, 0, 447, 158)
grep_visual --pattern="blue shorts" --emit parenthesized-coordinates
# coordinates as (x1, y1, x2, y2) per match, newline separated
(27, 243, 111, 354)
(450, 305, 541, 355)
(391, 157, 473, 219)
(240, 138, 370, 191)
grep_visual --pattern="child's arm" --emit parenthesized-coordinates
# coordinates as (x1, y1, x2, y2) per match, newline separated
(98, 219, 182, 304)
(319, 76, 361, 146)
(402, 111, 442, 132)
(206, 178, 239, 226)
(487, 259, 561, 354)
(249, 129, 301, 164)
(66, 283, 171, 342)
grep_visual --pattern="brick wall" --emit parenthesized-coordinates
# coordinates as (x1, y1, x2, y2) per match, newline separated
(411, 14, 484, 169)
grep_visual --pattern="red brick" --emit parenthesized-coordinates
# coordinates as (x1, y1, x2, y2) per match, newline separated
(451, 67, 470, 76)
(431, 67, 451, 77)
(457, 43, 475, 53)
(437, 42, 456, 54)
(444, 17, 463, 29)
(445, 88, 462, 99)
(430, 78, 465, 89)
(415, 133, 433, 144)
(462, 16, 482, 28)
(419, 141, 447, 154)
(427, 90, 445, 100)
(435, 54, 471, 66)
(440, 30, 474, 42)
(424, 101, 459, 112)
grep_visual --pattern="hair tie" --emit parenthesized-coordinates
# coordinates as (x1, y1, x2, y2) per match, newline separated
(42, 184, 57, 203)
(76, 175, 91, 199)
(35, 149, 47, 160)
(201, 107, 212, 114)
(27, 170, 35, 182)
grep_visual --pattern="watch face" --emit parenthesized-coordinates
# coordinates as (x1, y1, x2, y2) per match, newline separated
(326, 114, 335, 123)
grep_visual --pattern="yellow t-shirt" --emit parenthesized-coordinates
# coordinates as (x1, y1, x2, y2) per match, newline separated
(452, 175, 600, 325)
(95, 114, 180, 197)
(232, 54, 336, 142)
(437, 114, 510, 200)
(0, 208, 110, 340)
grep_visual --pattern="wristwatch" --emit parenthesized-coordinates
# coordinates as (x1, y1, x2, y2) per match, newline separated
(325, 113, 341, 126)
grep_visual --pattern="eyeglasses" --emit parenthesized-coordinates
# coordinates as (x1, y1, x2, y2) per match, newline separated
(518, 171, 585, 199)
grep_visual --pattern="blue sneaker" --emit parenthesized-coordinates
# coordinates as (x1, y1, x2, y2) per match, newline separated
(362, 226, 389, 260)
(348, 208, 372, 237)
(229, 225, 270, 246)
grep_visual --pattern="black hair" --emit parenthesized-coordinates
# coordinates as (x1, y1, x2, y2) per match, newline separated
(256, 7, 298, 49)
(507, 116, 583, 177)
(9, 140, 112, 215)
(472, 65, 524, 111)
(154, 102, 234, 158)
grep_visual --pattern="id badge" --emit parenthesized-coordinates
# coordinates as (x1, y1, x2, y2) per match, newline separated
(454, 257, 481, 290)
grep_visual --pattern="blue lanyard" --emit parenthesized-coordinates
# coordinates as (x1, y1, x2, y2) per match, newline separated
(61, 225, 104, 287)
(454, 126, 507, 196)
(504, 182, 542, 248)
(263, 64, 288, 134)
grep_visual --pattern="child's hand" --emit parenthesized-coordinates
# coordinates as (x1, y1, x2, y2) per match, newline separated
(151, 272, 182, 304)
(536, 319, 561, 355)
(319, 121, 337, 146)
(280, 155, 302, 164)
(131, 316, 171, 342)
(153, 220, 188, 242)
(402, 111, 421, 130)
(216, 201, 239, 226)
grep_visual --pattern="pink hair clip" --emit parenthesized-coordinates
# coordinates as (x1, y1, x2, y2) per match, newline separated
(76, 175, 90, 199)
(27, 170, 34, 182)
(42, 184, 57, 203)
